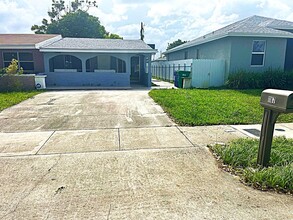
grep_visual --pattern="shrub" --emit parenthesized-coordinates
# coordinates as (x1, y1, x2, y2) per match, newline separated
(0, 68, 6, 76)
(226, 69, 292, 89)
(1, 59, 24, 91)
(6, 59, 23, 75)
(262, 68, 287, 89)
(284, 71, 293, 90)
(226, 70, 262, 89)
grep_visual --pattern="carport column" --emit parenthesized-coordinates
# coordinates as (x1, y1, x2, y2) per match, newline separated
(147, 54, 152, 87)
(43, 53, 51, 72)
(81, 57, 87, 73)
(124, 55, 131, 74)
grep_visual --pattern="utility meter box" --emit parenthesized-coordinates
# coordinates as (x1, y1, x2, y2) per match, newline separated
(260, 89, 293, 113)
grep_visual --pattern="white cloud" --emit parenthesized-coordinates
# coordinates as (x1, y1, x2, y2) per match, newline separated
(1, 0, 293, 54)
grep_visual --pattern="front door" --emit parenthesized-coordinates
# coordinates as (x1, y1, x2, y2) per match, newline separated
(131, 56, 140, 82)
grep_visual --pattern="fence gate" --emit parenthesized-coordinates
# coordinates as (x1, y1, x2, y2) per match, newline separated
(192, 59, 225, 88)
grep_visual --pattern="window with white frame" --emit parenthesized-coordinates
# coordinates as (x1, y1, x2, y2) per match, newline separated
(3, 52, 34, 72)
(251, 40, 266, 66)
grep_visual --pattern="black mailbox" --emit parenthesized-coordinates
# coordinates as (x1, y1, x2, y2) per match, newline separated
(260, 89, 293, 113)
(257, 89, 293, 167)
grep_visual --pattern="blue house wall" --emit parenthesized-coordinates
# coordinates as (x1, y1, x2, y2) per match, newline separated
(42, 52, 152, 87)
(229, 37, 287, 73)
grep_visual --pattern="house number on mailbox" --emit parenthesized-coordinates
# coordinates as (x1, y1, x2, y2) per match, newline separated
(268, 96, 276, 104)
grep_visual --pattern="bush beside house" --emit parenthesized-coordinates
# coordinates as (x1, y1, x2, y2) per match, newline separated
(0, 59, 35, 92)
(226, 69, 293, 90)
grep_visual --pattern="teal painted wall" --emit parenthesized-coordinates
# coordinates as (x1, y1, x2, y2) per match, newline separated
(230, 37, 287, 73)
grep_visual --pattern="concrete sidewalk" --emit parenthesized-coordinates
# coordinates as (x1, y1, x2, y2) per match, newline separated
(0, 90, 292, 219)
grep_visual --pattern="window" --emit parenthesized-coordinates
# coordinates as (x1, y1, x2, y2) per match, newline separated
(3, 52, 17, 68)
(251, 40, 266, 66)
(3, 52, 34, 72)
(184, 51, 188, 59)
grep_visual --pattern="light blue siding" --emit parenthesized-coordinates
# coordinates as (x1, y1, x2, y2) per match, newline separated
(230, 37, 287, 73)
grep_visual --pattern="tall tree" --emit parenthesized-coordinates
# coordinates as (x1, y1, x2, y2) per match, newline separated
(31, 0, 121, 39)
(46, 10, 107, 38)
(166, 39, 187, 50)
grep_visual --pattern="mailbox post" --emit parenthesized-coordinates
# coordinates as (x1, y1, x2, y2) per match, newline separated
(258, 89, 293, 167)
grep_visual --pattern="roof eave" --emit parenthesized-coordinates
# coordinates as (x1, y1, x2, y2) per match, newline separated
(0, 45, 36, 49)
(35, 35, 62, 49)
(228, 32, 293, 38)
(164, 31, 293, 55)
(39, 48, 157, 54)
(164, 34, 228, 55)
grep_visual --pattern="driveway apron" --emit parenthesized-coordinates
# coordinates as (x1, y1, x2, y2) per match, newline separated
(0, 90, 292, 219)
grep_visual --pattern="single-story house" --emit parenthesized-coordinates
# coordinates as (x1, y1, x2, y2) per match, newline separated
(0, 34, 157, 88)
(40, 38, 156, 87)
(163, 15, 293, 77)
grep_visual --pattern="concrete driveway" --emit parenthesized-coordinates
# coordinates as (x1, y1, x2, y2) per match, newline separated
(0, 90, 292, 219)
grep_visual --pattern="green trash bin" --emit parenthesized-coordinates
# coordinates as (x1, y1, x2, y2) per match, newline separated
(176, 71, 191, 88)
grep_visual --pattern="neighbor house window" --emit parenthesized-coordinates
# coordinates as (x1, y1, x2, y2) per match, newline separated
(251, 40, 266, 66)
(3, 52, 34, 72)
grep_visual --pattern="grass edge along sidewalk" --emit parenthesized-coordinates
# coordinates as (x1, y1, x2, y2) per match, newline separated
(149, 89, 293, 126)
(149, 89, 293, 194)
(0, 91, 41, 112)
(210, 137, 293, 194)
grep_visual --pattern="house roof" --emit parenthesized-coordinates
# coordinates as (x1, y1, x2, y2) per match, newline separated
(40, 38, 157, 54)
(0, 34, 61, 49)
(164, 15, 293, 54)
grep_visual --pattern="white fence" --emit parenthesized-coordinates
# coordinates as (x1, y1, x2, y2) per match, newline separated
(151, 59, 225, 88)
(151, 59, 193, 82)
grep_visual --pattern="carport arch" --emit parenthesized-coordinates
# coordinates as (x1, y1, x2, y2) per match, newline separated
(49, 55, 82, 72)
(85, 55, 126, 73)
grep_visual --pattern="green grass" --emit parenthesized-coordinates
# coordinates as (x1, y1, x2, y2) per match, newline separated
(0, 91, 41, 111)
(149, 89, 293, 125)
(210, 137, 293, 193)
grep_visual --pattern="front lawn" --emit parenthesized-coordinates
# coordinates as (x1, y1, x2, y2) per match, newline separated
(0, 91, 40, 111)
(210, 137, 293, 193)
(149, 89, 293, 125)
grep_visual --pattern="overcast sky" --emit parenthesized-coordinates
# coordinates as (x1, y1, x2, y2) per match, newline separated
(1, 0, 293, 55)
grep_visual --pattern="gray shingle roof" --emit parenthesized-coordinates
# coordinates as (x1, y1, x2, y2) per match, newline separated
(41, 38, 155, 52)
(165, 15, 293, 54)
